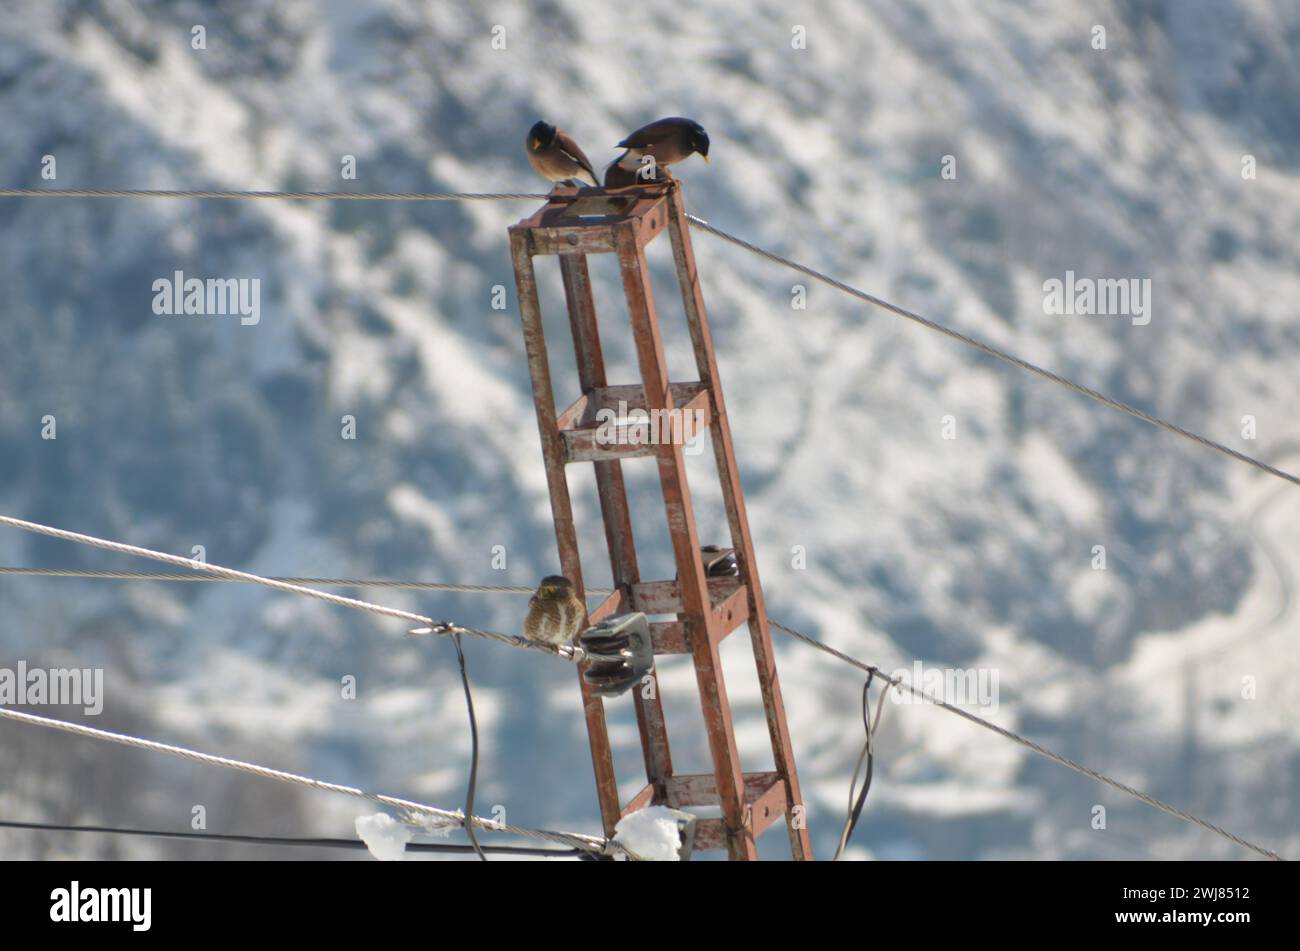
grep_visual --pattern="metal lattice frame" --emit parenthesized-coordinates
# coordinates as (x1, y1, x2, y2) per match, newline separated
(509, 180, 812, 860)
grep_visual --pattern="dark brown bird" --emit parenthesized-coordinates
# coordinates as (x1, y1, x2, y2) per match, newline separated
(608, 117, 710, 184)
(526, 121, 598, 187)
(523, 575, 586, 645)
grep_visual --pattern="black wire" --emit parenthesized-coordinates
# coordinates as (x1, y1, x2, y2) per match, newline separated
(834, 672, 877, 859)
(450, 631, 488, 862)
(0, 819, 590, 857)
(845, 677, 876, 840)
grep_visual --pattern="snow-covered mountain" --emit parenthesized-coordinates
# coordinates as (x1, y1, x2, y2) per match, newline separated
(1, 0, 1297, 860)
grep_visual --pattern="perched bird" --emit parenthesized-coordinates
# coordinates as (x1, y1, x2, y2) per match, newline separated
(525, 121, 598, 187)
(700, 544, 739, 579)
(523, 575, 586, 645)
(607, 117, 710, 184)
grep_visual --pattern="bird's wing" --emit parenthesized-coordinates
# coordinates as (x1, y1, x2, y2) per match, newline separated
(555, 130, 598, 184)
(616, 118, 679, 149)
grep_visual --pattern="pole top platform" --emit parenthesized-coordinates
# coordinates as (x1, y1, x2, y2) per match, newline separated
(509, 182, 676, 255)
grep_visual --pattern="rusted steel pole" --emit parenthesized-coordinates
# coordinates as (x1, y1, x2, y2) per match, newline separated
(509, 228, 623, 836)
(558, 254, 674, 797)
(665, 182, 814, 861)
(613, 220, 755, 860)
(510, 183, 811, 860)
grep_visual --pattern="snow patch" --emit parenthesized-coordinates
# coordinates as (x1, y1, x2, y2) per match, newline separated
(614, 806, 686, 861)
(355, 813, 414, 861)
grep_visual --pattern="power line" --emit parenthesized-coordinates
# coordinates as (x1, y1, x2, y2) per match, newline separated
(0, 705, 634, 859)
(0, 188, 546, 202)
(0, 819, 590, 858)
(767, 620, 1283, 861)
(0, 514, 437, 627)
(0, 546, 1283, 857)
(686, 215, 1300, 490)
(0, 186, 1289, 857)
(3, 185, 1294, 489)
(0, 568, 549, 591)
(411, 619, 584, 661)
(0, 567, 579, 594)
(1, 547, 1278, 858)
(0, 560, 583, 662)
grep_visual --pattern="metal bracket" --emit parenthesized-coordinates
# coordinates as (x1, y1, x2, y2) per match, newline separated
(580, 612, 654, 698)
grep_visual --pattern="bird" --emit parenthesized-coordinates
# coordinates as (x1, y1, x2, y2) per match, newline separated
(523, 575, 587, 645)
(525, 121, 598, 187)
(700, 544, 739, 578)
(607, 117, 710, 184)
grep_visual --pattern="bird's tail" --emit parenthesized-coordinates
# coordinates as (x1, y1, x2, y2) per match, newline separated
(602, 151, 639, 187)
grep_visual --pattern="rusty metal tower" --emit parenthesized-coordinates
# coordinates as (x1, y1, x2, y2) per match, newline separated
(509, 180, 812, 860)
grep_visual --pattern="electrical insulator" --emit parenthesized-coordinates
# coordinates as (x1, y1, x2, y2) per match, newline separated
(579, 612, 654, 698)
(669, 808, 698, 860)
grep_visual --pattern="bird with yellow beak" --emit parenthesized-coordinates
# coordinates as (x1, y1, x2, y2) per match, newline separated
(525, 121, 598, 187)
(606, 117, 710, 185)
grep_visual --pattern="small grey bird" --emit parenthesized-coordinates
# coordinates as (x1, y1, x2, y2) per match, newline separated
(607, 117, 710, 184)
(526, 121, 598, 187)
(523, 575, 586, 645)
